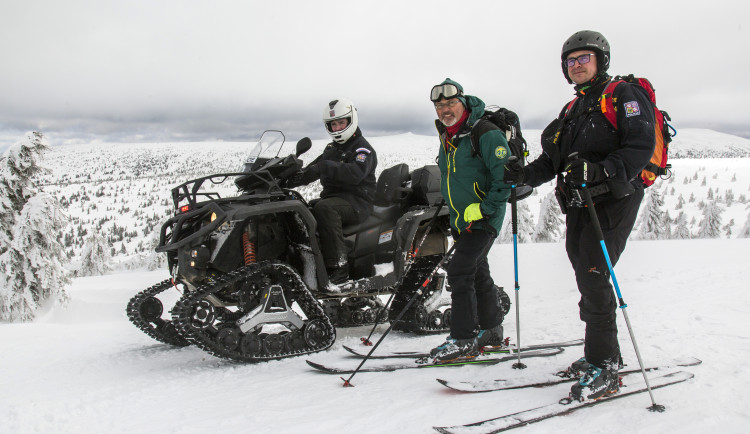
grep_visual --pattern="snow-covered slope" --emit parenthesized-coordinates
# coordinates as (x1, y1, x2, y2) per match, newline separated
(2, 238, 748, 433)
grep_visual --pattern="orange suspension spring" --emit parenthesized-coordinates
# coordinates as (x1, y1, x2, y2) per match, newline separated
(242, 232, 257, 265)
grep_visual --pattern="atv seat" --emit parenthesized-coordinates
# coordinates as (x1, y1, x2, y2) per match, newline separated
(342, 163, 410, 236)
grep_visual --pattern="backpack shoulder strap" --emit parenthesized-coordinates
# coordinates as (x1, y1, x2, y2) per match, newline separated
(599, 79, 624, 129)
(564, 97, 578, 117)
(469, 117, 500, 158)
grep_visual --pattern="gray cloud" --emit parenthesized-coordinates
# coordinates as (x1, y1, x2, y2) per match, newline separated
(1, 0, 748, 149)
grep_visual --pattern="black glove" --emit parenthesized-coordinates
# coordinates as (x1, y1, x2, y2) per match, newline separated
(503, 157, 526, 185)
(564, 159, 607, 187)
(289, 163, 321, 186)
(300, 163, 320, 184)
(285, 170, 304, 187)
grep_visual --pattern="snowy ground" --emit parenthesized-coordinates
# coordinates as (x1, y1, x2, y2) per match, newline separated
(2, 238, 748, 434)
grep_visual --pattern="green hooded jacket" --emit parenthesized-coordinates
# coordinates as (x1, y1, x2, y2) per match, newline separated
(435, 94, 511, 235)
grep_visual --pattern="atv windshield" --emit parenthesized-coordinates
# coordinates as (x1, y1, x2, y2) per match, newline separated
(244, 130, 285, 165)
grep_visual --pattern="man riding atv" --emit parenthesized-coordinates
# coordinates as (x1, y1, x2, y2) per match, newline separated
(287, 98, 378, 285)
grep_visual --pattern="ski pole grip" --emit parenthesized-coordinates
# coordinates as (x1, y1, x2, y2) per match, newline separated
(510, 186, 518, 234)
(504, 156, 519, 185)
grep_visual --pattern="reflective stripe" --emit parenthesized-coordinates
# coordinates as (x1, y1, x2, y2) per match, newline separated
(446, 147, 460, 232)
(473, 182, 486, 200)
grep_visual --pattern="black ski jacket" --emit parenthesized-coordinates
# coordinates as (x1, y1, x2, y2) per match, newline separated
(306, 128, 377, 221)
(524, 74, 656, 200)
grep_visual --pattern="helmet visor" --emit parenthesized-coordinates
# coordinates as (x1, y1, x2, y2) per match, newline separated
(430, 84, 462, 102)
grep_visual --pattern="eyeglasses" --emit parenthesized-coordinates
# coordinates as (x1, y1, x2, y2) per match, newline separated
(434, 99, 461, 110)
(563, 53, 595, 68)
(430, 83, 463, 102)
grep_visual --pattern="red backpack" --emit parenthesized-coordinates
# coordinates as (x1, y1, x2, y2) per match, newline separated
(565, 74, 675, 187)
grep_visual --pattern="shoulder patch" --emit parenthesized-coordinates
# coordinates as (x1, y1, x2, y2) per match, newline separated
(355, 147, 371, 154)
(494, 145, 507, 159)
(624, 101, 641, 117)
(356, 153, 368, 162)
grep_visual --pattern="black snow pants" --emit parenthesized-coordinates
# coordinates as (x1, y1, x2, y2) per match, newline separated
(311, 197, 359, 269)
(565, 187, 644, 368)
(445, 229, 502, 340)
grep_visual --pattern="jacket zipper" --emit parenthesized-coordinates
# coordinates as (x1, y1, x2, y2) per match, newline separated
(444, 140, 462, 233)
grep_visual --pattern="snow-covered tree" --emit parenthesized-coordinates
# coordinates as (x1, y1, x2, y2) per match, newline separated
(117, 231, 165, 271)
(634, 188, 668, 240)
(738, 206, 750, 238)
(533, 192, 564, 242)
(498, 200, 535, 244)
(723, 219, 735, 238)
(0, 193, 70, 321)
(725, 189, 734, 206)
(77, 232, 112, 277)
(695, 199, 724, 239)
(672, 211, 691, 239)
(664, 210, 673, 239)
(0, 132, 49, 255)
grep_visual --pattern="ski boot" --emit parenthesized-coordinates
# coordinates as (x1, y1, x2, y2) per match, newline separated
(430, 336, 479, 363)
(558, 357, 591, 378)
(569, 363, 621, 401)
(560, 355, 623, 379)
(328, 266, 349, 285)
(476, 325, 505, 349)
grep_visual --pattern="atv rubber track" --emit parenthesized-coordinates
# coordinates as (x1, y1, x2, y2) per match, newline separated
(171, 261, 336, 362)
(126, 279, 190, 347)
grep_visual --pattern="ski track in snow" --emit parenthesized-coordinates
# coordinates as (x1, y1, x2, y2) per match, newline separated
(2, 239, 749, 434)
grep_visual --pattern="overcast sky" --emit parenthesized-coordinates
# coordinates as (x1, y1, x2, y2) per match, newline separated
(1, 0, 749, 148)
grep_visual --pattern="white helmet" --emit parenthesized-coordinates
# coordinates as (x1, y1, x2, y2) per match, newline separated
(323, 98, 358, 144)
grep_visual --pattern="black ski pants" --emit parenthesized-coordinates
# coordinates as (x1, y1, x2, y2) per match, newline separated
(311, 197, 359, 269)
(445, 229, 502, 340)
(565, 188, 644, 368)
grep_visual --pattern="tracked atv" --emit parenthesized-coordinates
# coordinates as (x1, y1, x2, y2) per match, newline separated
(126, 130, 491, 362)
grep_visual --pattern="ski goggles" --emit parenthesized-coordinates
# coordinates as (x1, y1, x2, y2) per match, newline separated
(430, 83, 463, 102)
(563, 53, 595, 68)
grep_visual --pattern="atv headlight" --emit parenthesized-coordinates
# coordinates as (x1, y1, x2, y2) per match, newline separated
(189, 245, 210, 269)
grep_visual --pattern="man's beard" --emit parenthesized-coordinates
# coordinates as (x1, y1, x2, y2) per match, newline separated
(440, 116, 457, 127)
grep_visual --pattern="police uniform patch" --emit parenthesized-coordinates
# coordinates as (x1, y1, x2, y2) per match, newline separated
(494, 146, 507, 159)
(356, 153, 367, 162)
(624, 101, 641, 117)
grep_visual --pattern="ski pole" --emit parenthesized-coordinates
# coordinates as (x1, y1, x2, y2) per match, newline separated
(509, 183, 526, 369)
(360, 200, 445, 346)
(341, 242, 457, 387)
(504, 156, 526, 369)
(580, 185, 664, 412)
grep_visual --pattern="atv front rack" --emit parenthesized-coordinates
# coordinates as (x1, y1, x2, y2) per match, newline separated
(170, 171, 284, 209)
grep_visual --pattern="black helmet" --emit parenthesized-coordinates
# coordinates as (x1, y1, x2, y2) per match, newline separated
(560, 30, 610, 83)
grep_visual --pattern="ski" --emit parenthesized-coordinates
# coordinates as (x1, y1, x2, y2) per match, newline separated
(436, 356, 701, 393)
(433, 370, 695, 434)
(306, 347, 564, 374)
(343, 338, 583, 360)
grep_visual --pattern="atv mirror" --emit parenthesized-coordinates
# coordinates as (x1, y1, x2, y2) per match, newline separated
(296, 137, 312, 157)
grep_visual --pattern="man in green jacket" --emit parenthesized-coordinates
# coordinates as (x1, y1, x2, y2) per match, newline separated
(429, 78, 511, 362)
